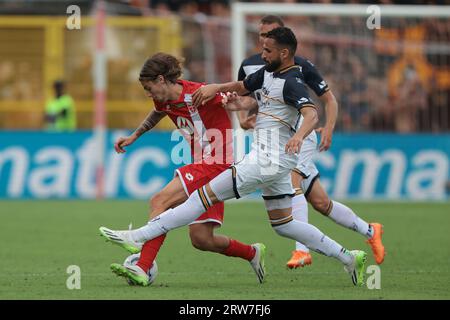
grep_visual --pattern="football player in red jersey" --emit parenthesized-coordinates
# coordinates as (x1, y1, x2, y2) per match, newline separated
(103, 52, 265, 285)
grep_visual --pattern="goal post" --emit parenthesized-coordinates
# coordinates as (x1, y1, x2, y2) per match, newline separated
(94, 0, 107, 199)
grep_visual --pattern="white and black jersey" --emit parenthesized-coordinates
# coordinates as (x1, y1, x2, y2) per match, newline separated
(238, 53, 329, 97)
(243, 65, 316, 168)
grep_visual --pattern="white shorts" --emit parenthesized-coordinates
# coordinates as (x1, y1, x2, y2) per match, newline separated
(293, 131, 320, 197)
(209, 147, 295, 201)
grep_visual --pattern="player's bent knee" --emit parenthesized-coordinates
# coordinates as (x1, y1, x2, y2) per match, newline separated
(189, 232, 213, 251)
(264, 196, 293, 217)
(311, 197, 332, 215)
(265, 196, 295, 239)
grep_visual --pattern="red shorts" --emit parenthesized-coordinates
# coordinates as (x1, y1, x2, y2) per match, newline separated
(175, 163, 230, 227)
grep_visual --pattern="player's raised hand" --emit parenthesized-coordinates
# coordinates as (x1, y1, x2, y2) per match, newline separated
(316, 126, 333, 152)
(114, 135, 137, 154)
(192, 84, 220, 107)
(285, 136, 303, 155)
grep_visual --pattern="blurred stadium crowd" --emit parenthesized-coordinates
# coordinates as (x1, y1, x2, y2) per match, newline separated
(0, 0, 449, 132)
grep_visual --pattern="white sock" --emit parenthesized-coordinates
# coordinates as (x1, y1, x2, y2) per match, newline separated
(328, 201, 374, 239)
(272, 218, 353, 265)
(130, 189, 208, 243)
(291, 194, 310, 252)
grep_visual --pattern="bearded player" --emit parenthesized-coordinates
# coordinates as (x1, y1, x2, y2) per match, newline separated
(237, 15, 385, 268)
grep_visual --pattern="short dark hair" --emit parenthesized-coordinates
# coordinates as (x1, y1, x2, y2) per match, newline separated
(139, 52, 182, 84)
(266, 27, 297, 57)
(260, 15, 284, 27)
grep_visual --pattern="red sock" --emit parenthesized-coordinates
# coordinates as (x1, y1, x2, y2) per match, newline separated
(223, 239, 256, 261)
(136, 234, 166, 273)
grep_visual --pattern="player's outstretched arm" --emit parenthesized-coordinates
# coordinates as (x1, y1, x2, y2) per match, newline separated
(192, 81, 248, 107)
(285, 106, 318, 155)
(317, 90, 338, 152)
(114, 110, 166, 154)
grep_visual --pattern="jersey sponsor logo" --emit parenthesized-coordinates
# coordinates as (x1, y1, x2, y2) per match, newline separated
(296, 77, 303, 84)
(176, 116, 195, 135)
(185, 173, 194, 181)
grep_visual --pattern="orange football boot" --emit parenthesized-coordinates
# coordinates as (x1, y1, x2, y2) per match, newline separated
(366, 223, 385, 264)
(286, 250, 312, 269)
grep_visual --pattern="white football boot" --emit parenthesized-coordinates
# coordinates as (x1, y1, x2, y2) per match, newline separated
(249, 243, 266, 284)
(99, 226, 143, 254)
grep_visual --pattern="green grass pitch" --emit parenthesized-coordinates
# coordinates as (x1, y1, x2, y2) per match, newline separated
(0, 200, 449, 300)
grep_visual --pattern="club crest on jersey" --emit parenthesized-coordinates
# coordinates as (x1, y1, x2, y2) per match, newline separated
(177, 116, 195, 135)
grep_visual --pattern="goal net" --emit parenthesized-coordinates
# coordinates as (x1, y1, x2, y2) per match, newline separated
(231, 3, 450, 134)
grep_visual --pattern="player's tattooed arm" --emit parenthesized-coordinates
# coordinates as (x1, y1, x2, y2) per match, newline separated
(114, 110, 166, 154)
(134, 110, 166, 138)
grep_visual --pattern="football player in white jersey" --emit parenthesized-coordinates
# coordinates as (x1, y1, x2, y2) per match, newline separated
(237, 15, 385, 268)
